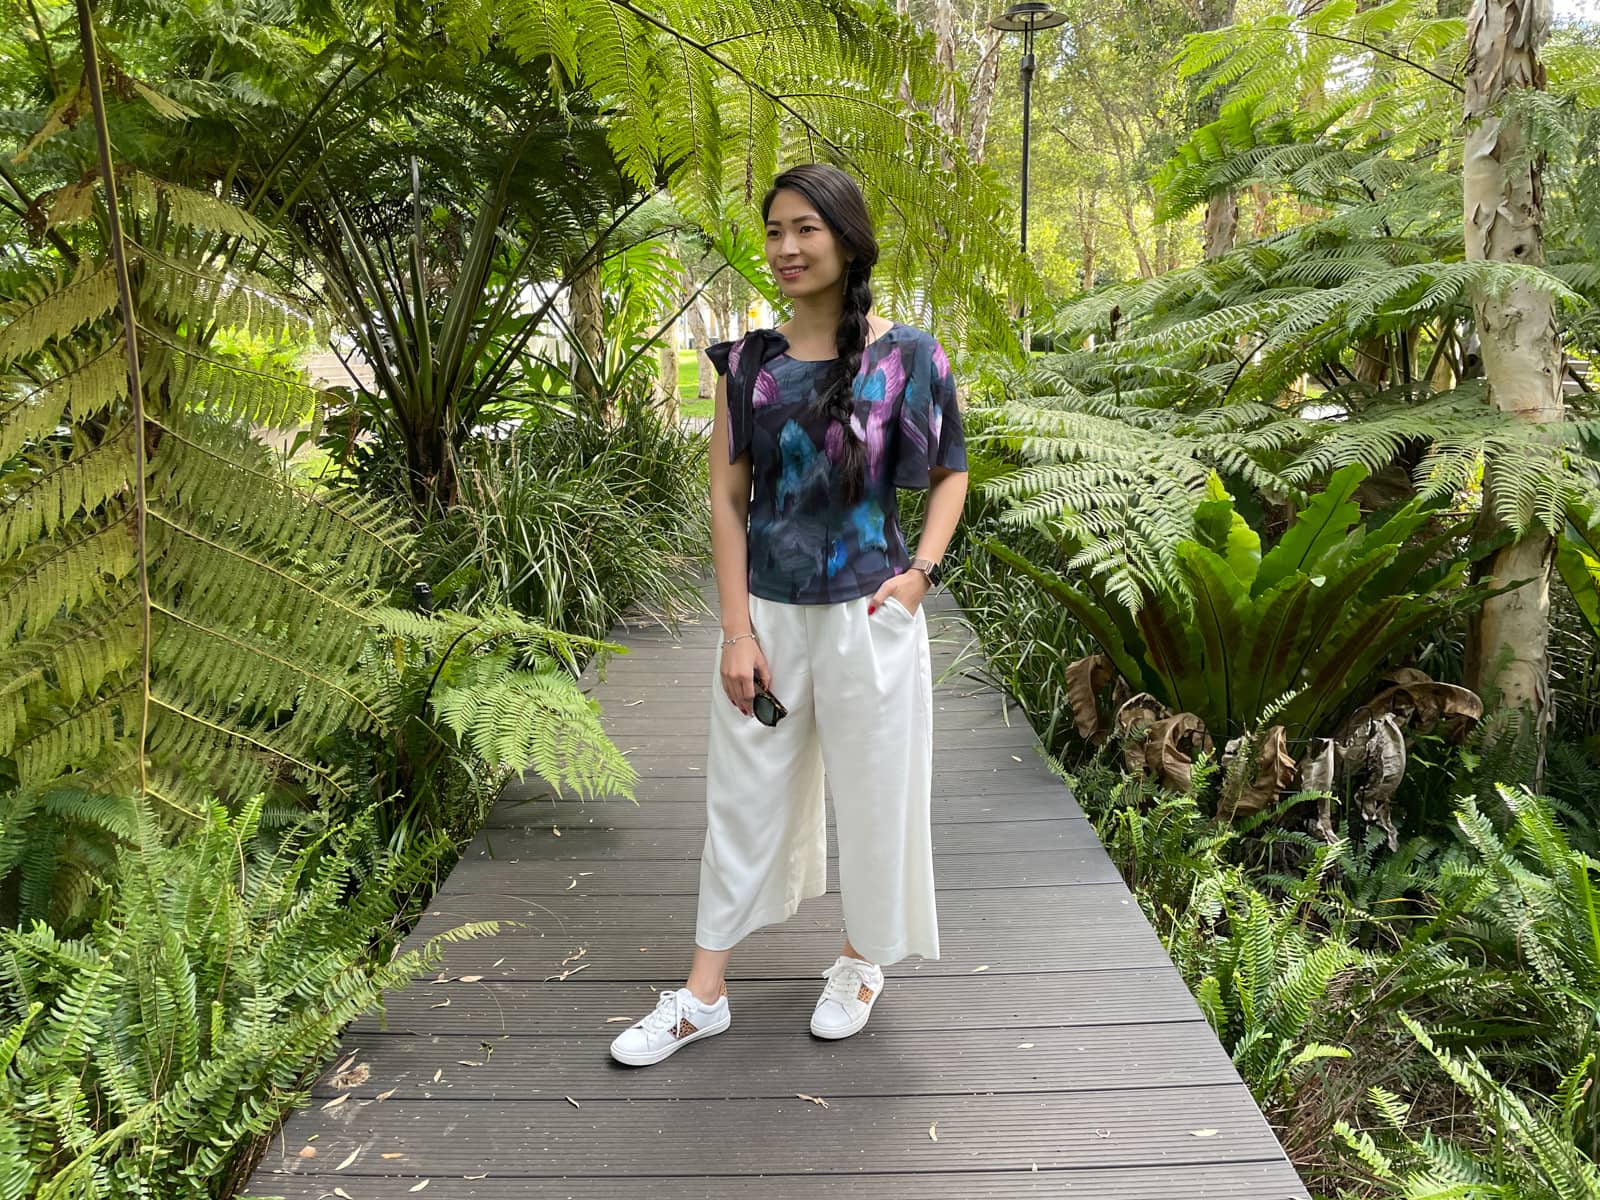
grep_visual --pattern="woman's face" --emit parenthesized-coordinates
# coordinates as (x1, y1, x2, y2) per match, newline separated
(764, 188, 850, 299)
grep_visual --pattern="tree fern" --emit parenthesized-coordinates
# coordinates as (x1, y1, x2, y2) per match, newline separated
(0, 9, 635, 932)
(983, 0, 1600, 600)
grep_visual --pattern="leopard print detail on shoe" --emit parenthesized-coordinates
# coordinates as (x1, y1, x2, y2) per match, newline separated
(674, 1017, 698, 1039)
(857, 983, 874, 1003)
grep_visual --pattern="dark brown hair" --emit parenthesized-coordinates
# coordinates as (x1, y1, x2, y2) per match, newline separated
(762, 164, 879, 507)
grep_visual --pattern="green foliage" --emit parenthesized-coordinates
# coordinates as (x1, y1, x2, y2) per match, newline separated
(406, 404, 710, 643)
(1060, 731, 1600, 1196)
(1334, 1019, 1600, 1199)
(0, 795, 498, 1200)
(0, 162, 415, 926)
(977, 0, 1600, 602)
(0, 15, 636, 936)
(987, 463, 1497, 740)
(323, 602, 639, 865)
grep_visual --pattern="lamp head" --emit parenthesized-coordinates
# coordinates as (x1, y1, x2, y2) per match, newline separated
(989, 2, 1067, 31)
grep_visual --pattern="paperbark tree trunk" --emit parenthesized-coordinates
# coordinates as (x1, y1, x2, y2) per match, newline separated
(964, 27, 1005, 163)
(1463, 0, 1562, 742)
(569, 241, 606, 415)
(1199, 0, 1238, 260)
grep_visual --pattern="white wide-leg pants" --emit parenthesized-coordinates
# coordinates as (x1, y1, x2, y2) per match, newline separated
(695, 591, 939, 965)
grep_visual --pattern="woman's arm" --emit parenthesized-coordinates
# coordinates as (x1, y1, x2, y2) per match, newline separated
(913, 465, 968, 566)
(709, 370, 771, 713)
(709, 371, 754, 637)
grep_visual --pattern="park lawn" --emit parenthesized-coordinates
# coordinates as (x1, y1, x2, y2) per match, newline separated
(678, 348, 711, 419)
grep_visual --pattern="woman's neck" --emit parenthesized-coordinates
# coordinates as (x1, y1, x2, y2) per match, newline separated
(780, 296, 872, 358)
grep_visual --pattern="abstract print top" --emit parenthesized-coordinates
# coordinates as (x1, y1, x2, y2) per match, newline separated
(704, 322, 967, 605)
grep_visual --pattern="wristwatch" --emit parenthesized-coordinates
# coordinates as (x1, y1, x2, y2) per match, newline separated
(909, 556, 944, 589)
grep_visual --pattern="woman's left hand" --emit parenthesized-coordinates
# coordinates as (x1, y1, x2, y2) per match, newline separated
(868, 569, 930, 617)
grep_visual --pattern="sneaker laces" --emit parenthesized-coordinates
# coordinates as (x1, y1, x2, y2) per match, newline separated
(819, 957, 875, 1006)
(637, 989, 688, 1036)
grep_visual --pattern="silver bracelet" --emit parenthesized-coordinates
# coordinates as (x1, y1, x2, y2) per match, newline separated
(720, 632, 759, 648)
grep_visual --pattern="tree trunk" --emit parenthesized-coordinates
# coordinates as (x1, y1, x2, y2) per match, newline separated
(1077, 184, 1097, 290)
(965, 27, 1005, 163)
(685, 289, 716, 405)
(1199, 0, 1238, 260)
(569, 241, 606, 414)
(656, 311, 680, 423)
(1463, 0, 1562, 743)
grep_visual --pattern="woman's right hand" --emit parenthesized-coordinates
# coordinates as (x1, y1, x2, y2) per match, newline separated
(720, 635, 772, 717)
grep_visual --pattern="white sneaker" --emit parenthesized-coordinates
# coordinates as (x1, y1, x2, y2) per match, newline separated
(609, 985, 730, 1066)
(810, 954, 884, 1039)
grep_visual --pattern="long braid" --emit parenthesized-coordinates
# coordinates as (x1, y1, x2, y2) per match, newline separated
(817, 259, 872, 507)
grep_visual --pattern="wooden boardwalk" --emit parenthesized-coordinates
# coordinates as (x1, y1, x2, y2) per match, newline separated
(245, 583, 1309, 1199)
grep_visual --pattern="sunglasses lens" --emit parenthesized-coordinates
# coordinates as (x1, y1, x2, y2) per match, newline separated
(753, 694, 776, 725)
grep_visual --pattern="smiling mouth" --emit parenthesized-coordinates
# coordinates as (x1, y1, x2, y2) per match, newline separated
(779, 266, 806, 278)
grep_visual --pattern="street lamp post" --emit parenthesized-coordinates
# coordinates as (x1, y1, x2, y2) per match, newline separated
(989, 2, 1066, 350)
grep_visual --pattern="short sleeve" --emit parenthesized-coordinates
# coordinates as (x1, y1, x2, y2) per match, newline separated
(704, 339, 735, 379)
(703, 337, 749, 464)
(707, 330, 789, 466)
(893, 335, 968, 490)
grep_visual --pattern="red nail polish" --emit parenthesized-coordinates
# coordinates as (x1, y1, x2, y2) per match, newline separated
(868, 604, 876, 614)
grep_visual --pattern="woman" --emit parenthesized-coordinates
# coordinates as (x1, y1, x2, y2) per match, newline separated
(610, 163, 968, 1066)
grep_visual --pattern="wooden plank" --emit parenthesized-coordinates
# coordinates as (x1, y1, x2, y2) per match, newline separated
(482, 790, 1083, 826)
(254, 1086, 1291, 1179)
(346, 970, 1207, 1036)
(246, 1162, 1308, 1200)
(438, 850, 1123, 894)
(392, 906, 1172, 978)
(304, 1022, 1237, 1102)
(460, 818, 1102, 862)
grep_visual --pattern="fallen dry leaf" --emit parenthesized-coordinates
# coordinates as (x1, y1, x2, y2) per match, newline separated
(638, 947, 648, 952)
(970, 965, 989, 974)
(457, 975, 483, 983)
(430, 999, 451, 1009)
(333, 1190, 352, 1200)
(566, 1096, 581, 1108)
(320, 1094, 349, 1111)
(336, 1148, 359, 1171)
(567, 879, 577, 890)
(578, 872, 593, 877)
(552, 827, 561, 837)
(431, 1069, 442, 1083)
(1016, 1042, 1035, 1049)
(605, 1016, 633, 1023)
(296, 1146, 317, 1159)
(375, 1088, 396, 1103)
(329, 1068, 369, 1094)
(544, 963, 592, 982)
(928, 1122, 938, 1142)
(491, 958, 505, 968)
(334, 1051, 358, 1075)
(797, 1093, 830, 1109)
(408, 1181, 430, 1193)
(560, 947, 588, 966)
(1190, 1128, 1219, 1137)
(456, 1060, 483, 1067)
(381, 1153, 404, 1160)
(464, 1173, 488, 1180)
(1094, 1128, 1111, 1139)
(1011, 755, 1022, 762)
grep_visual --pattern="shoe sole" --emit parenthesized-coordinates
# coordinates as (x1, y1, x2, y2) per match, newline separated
(610, 1012, 730, 1066)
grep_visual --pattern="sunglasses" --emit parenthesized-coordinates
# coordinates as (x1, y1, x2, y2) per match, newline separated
(751, 679, 788, 727)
